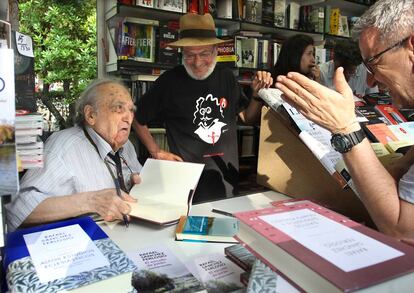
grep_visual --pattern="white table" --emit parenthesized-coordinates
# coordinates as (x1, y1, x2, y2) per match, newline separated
(100, 190, 288, 262)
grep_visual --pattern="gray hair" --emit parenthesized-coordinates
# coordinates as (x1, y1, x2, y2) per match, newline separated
(352, 0, 414, 45)
(74, 78, 129, 126)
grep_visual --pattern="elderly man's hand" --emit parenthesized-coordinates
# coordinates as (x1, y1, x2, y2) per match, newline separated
(251, 71, 273, 98)
(275, 67, 360, 134)
(130, 173, 141, 186)
(153, 150, 183, 161)
(89, 188, 137, 222)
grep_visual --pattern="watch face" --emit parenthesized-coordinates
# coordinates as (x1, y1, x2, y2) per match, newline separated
(331, 134, 351, 153)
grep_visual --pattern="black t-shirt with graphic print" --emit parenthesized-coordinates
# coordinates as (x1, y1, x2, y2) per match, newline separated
(135, 65, 250, 203)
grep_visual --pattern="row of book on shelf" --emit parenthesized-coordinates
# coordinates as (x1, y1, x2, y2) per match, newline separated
(116, 0, 373, 37)
(112, 15, 330, 71)
(5, 195, 414, 292)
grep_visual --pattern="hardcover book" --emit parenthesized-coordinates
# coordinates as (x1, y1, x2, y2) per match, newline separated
(240, 38, 258, 68)
(158, 26, 179, 65)
(273, 0, 286, 27)
(216, 39, 237, 67)
(375, 104, 407, 125)
(362, 123, 398, 144)
(224, 244, 257, 271)
(245, 0, 262, 23)
(158, 0, 184, 12)
(175, 215, 239, 243)
(216, 0, 232, 18)
(129, 159, 204, 225)
(261, 0, 274, 26)
(116, 17, 158, 63)
(135, 0, 153, 8)
(247, 259, 301, 293)
(4, 217, 136, 292)
(234, 199, 414, 292)
(127, 245, 206, 292)
(356, 105, 385, 124)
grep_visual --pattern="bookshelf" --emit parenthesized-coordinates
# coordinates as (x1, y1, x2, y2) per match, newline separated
(98, 0, 372, 76)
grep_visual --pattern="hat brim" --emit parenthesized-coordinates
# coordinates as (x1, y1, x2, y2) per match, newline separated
(169, 37, 230, 47)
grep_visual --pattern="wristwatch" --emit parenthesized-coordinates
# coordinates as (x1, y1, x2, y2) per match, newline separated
(331, 128, 366, 153)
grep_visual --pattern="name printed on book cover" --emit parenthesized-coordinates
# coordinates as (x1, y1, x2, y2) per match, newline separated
(259, 209, 404, 272)
(23, 224, 109, 283)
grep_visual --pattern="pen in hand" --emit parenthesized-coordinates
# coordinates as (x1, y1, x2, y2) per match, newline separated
(114, 178, 130, 228)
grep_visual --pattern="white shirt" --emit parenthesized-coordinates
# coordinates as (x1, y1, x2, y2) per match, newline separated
(6, 126, 142, 231)
(398, 164, 414, 204)
(319, 60, 378, 96)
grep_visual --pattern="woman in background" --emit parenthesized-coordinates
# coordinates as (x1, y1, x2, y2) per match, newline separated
(272, 34, 320, 82)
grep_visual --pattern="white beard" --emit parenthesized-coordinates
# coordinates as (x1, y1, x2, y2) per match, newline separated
(183, 58, 217, 80)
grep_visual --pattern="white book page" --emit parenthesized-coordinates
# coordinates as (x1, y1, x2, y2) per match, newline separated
(130, 159, 204, 201)
(23, 224, 109, 283)
(129, 159, 204, 223)
(260, 209, 404, 272)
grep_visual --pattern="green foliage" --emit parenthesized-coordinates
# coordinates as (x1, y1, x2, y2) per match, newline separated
(19, 0, 97, 105)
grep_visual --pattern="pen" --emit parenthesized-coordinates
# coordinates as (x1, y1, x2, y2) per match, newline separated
(114, 178, 129, 227)
(211, 208, 235, 217)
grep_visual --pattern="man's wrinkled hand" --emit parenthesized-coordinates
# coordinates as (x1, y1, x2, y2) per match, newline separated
(275, 67, 359, 134)
(89, 188, 136, 222)
(154, 150, 183, 161)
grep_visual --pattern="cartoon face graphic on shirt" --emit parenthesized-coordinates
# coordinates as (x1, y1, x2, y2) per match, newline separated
(193, 93, 227, 145)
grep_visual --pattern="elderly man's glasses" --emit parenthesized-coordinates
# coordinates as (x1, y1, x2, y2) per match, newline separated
(362, 36, 410, 75)
(183, 49, 215, 62)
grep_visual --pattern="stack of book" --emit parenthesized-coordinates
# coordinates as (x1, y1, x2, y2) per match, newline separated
(15, 113, 44, 169)
(234, 199, 414, 292)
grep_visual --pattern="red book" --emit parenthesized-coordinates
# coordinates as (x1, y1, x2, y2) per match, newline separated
(363, 123, 398, 144)
(375, 104, 407, 125)
(234, 199, 414, 292)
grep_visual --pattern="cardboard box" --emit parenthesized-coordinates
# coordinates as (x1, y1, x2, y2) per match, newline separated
(257, 107, 373, 225)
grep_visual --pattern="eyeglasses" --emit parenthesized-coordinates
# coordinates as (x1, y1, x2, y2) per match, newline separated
(362, 36, 410, 75)
(183, 49, 215, 62)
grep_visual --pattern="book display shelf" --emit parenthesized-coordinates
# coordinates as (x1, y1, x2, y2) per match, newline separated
(98, 0, 371, 76)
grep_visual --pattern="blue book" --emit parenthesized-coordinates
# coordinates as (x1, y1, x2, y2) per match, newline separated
(4, 216, 137, 292)
(175, 215, 239, 243)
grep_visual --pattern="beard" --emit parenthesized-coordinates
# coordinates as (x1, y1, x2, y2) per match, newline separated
(183, 58, 217, 80)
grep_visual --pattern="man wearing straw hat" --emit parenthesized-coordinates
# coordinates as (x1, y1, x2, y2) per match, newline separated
(133, 13, 272, 203)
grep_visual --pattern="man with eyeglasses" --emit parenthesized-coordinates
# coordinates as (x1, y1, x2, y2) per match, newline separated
(275, 0, 414, 240)
(133, 13, 272, 203)
(7, 79, 143, 231)
(319, 39, 378, 97)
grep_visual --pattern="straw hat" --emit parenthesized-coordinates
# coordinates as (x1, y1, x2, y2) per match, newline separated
(169, 13, 228, 47)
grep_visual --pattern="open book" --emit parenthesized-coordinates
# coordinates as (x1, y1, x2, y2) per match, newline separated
(129, 159, 204, 225)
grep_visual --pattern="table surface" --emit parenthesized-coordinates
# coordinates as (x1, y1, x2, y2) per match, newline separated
(100, 190, 288, 261)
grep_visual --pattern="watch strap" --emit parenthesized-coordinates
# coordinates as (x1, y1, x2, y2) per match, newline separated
(347, 128, 366, 146)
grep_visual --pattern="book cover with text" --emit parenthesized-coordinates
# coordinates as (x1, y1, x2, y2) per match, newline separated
(234, 200, 414, 292)
(127, 245, 206, 292)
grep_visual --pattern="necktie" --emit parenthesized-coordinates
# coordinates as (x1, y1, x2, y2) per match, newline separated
(107, 151, 127, 192)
